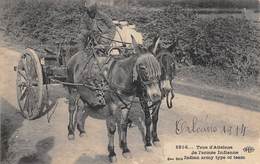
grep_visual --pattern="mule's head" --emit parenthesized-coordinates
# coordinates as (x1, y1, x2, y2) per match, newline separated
(149, 36, 176, 97)
(132, 36, 162, 103)
(158, 47, 176, 96)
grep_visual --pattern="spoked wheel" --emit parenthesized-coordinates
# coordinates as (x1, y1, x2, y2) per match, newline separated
(16, 48, 43, 120)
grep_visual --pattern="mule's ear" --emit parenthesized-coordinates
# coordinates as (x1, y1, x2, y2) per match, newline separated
(149, 36, 160, 54)
(131, 35, 138, 49)
(167, 43, 175, 53)
(131, 35, 139, 54)
(148, 35, 159, 53)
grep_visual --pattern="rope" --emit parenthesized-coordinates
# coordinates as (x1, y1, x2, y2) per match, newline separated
(51, 78, 143, 104)
(99, 35, 132, 45)
(50, 79, 110, 91)
(46, 84, 58, 123)
(47, 101, 58, 123)
(166, 80, 175, 109)
(155, 52, 175, 109)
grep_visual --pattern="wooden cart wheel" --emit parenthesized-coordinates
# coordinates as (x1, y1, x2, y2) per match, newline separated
(16, 48, 43, 120)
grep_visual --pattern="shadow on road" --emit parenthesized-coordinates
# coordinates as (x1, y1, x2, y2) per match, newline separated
(38, 84, 68, 121)
(128, 103, 146, 143)
(18, 136, 54, 164)
(0, 98, 24, 161)
(75, 154, 108, 164)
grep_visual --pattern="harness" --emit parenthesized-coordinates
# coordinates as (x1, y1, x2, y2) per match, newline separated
(98, 34, 133, 45)
(90, 48, 135, 109)
(89, 46, 161, 110)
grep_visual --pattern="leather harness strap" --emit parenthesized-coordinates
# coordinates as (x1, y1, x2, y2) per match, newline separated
(91, 48, 132, 109)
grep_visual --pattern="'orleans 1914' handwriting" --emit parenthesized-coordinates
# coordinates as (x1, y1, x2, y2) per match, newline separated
(175, 116, 246, 136)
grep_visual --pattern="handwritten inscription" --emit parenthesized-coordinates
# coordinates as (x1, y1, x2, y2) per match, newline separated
(175, 115, 247, 136)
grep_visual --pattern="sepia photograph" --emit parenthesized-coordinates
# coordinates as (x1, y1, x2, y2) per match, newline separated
(0, 0, 260, 163)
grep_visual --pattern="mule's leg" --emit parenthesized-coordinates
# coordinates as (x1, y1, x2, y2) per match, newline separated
(144, 109, 152, 150)
(117, 122, 122, 147)
(120, 108, 131, 158)
(106, 103, 117, 163)
(152, 103, 161, 146)
(76, 102, 89, 137)
(140, 99, 152, 151)
(68, 100, 76, 140)
(67, 90, 78, 140)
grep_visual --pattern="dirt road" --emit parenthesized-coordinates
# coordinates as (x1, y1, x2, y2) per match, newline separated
(1, 46, 260, 164)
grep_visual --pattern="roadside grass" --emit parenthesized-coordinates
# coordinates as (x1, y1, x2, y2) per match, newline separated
(0, 0, 259, 88)
(194, 8, 242, 14)
(132, 0, 259, 9)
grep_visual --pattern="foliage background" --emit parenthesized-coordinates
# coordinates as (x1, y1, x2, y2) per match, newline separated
(0, 0, 260, 85)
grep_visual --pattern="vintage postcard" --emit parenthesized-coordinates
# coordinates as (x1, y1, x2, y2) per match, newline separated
(1, 0, 260, 164)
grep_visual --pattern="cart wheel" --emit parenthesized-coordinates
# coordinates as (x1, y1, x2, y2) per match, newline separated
(16, 48, 43, 120)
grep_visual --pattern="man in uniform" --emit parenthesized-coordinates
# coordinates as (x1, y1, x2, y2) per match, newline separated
(78, 0, 116, 53)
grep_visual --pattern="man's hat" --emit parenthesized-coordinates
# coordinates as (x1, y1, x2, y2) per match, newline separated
(84, 0, 98, 18)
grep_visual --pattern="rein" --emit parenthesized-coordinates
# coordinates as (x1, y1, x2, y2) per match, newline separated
(166, 87, 174, 108)
(99, 35, 132, 45)
(156, 52, 175, 109)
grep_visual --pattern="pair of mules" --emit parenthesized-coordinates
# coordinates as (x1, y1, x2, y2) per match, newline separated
(66, 36, 175, 162)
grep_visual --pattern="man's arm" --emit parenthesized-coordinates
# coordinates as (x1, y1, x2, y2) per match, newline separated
(79, 13, 95, 50)
(97, 11, 115, 29)
(80, 14, 93, 34)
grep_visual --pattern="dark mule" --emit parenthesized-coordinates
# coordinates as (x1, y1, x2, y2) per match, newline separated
(138, 36, 176, 150)
(66, 36, 162, 162)
(151, 37, 176, 104)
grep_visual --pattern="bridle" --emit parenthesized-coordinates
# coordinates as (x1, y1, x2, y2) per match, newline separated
(138, 69, 160, 86)
(135, 69, 161, 108)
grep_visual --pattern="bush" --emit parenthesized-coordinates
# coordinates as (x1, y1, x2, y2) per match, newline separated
(1, 1, 259, 83)
(137, 5, 260, 82)
(1, 0, 83, 47)
(176, 0, 259, 8)
(195, 17, 260, 82)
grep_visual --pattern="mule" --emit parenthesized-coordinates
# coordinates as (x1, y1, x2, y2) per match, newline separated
(66, 36, 162, 162)
(74, 36, 176, 151)
(138, 36, 176, 149)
